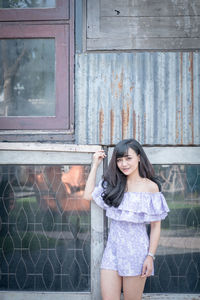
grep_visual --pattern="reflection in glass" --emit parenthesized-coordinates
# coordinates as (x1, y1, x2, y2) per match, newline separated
(0, 165, 91, 291)
(144, 165, 200, 293)
(0, 39, 55, 116)
(0, 0, 56, 8)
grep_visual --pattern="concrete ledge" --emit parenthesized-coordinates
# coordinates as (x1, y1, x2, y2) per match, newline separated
(142, 294, 200, 300)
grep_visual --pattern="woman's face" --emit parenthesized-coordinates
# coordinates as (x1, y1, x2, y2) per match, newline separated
(116, 147, 140, 176)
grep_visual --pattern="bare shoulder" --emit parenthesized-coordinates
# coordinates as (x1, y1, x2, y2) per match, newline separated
(144, 178, 159, 193)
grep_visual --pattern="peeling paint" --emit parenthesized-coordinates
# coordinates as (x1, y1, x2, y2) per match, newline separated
(122, 103, 130, 139)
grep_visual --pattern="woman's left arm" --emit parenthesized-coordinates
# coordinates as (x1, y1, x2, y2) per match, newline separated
(141, 220, 161, 277)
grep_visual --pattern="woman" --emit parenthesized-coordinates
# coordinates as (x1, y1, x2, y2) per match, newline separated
(84, 139, 169, 300)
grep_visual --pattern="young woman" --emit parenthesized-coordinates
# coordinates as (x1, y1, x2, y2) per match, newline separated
(84, 139, 169, 300)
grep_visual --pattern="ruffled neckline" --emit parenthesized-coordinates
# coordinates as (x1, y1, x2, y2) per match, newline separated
(92, 183, 169, 224)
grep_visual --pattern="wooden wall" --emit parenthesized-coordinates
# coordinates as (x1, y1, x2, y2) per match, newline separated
(87, 0, 200, 50)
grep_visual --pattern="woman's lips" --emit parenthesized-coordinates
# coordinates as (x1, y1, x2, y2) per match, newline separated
(122, 168, 129, 172)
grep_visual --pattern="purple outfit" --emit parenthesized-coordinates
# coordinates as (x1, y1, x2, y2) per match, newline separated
(92, 181, 169, 277)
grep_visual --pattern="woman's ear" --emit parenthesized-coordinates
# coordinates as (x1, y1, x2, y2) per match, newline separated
(138, 154, 140, 162)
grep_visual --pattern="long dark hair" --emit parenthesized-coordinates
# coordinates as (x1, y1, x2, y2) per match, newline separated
(102, 139, 161, 207)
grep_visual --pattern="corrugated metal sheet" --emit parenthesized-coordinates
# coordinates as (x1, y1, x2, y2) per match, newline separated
(75, 52, 200, 145)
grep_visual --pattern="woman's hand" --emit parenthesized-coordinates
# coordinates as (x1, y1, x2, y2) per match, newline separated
(141, 256, 153, 278)
(92, 150, 106, 167)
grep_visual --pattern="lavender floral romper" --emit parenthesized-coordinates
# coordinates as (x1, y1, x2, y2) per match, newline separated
(92, 181, 169, 277)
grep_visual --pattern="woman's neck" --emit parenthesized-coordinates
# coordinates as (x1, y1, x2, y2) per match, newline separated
(127, 169, 142, 184)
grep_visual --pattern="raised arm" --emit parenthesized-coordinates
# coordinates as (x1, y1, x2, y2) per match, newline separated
(83, 150, 106, 201)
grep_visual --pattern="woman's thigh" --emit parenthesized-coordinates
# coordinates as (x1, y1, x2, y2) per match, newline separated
(101, 269, 122, 300)
(123, 276, 146, 300)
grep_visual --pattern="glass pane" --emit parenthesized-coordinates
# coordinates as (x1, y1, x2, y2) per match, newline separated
(0, 0, 56, 8)
(0, 165, 91, 292)
(0, 39, 55, 117)
(144, 165, 200, 293)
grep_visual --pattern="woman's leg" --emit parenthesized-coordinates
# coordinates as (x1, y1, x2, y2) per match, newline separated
(123, 276, 146, 300)
(101, 269, 122, 300)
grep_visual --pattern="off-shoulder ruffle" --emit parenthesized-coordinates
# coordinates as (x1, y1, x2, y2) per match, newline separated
(92, 182, 169, 223)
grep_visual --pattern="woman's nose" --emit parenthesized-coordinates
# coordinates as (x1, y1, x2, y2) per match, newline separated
(121, 159, 127, 166)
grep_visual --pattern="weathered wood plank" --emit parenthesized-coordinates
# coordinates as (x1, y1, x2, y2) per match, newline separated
(0, 133, 74, 142)
(0, 142, 101, 153)
(86, 0, 200, 50)
(87, 0, 100, 38)
(100, 0, 200, 17)
(100, 16, 200, 38)
(87, 37, 200, 50)
(0, 150, 93, 165)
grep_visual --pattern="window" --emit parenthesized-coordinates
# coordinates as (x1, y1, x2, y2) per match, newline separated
(145, 164, 200, 293)
(0, 0, 74, 137)
(0, 143, 103, 299)
(144, 147, 200, 294)
(0, 164, 91, 291)
(0, 0, 68, 20)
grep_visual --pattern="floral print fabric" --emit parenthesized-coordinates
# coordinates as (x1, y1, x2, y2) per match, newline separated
(92, 181, 169, 276)
(101, 220, 150, 276)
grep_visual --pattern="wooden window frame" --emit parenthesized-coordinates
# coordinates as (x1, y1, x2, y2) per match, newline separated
(0, 24, 73, 130)
(0, 0, 74, 140)
(0, 0, 69, 21)
(0, 143, 103, 299)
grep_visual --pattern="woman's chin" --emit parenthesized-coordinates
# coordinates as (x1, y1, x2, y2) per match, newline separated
(121, 169, 130, 175)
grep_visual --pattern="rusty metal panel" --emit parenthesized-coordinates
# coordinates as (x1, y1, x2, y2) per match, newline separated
(75, 52, 200, 145)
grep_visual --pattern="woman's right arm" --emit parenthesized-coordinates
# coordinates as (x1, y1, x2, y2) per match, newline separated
(83, 150, 106, 201)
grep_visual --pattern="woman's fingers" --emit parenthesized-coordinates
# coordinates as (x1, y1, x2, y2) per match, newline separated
(94, 150, 106, 158)
(141, 263, 147, 277)
(93, 150, 106, 165)
(141, 258, 153, 277)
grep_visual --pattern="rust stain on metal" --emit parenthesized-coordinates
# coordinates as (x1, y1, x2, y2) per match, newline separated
(189, 52, 194, 144)
(118, 81, 123, 90)
(110, 109, 114, 145)
(180, 52, 183, 144)
(133, 110, 136, 139)
(118, 70, 124, 91)
(99, 109, 104, 144)
(122, 103, 130, 139)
